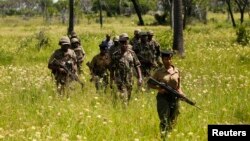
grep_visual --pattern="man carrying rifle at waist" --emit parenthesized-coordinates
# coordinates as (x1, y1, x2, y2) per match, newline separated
(48, 36, 78, 93)
(86, 42, 111, 92)
(147, 50, 185, 139)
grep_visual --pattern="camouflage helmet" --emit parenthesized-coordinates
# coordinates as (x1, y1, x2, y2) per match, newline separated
(59, 36, 70, 45)
(119, 33, 129, 41)
(113, 35, 119, 42)
(71, 31, 77, 37)
(71, 38, 80, 44)
(134, 29, 141, 35)
(147, 30, 154, 36)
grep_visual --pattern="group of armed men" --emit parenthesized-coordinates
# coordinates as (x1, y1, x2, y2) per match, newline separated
(48, 29, 162, 104)
(48, 30, 184, 138)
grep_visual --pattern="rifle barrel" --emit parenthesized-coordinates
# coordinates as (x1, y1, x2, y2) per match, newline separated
(148, 77, 201, 110)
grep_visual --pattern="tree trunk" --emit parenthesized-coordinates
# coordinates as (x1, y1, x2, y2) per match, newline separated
(131, 0, 144, 25)
(119, 0, 122, 15)
(226, 0, 236, 28)
(240, 9, 244, 24)
(235, 0, 248, 24)
(183, 0, 187, 29)
(171, 0, 174, 29)
(68, 0, 74, 35)
(173, 0, 184, 56)
(99, 0, 103, 28)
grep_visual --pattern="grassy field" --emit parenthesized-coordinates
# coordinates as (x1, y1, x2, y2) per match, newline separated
(0, 14, 249, 141)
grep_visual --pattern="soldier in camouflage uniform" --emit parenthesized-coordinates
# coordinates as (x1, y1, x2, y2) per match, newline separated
(48, 36, 77, 93)
(109, 35, 120, 57)
(70, 31, 81, 44)
(147, 51, 184, 138)
(130, 29, 141, 53)
(120, 33, 133, 50)
(110, 33, 142, 105)
(88, 43, 111, 92)
(70, 38, 86, 74)
(147, 30, 162, 68)
(135, 31, 156, 78)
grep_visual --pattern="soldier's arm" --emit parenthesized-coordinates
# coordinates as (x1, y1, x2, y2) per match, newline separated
(89, 57, 97, 75)
(109, 57, 115, 88)
(176, 70, 185, 96)
(81, 46, 86, 60)
(147, 71, 164, 91)
(136, 66, 142, 85)
(106, 55, 112, 71)
(71, 51, 78, 72)
(48, 52, 58, 70)
(132, 51, 142, 85)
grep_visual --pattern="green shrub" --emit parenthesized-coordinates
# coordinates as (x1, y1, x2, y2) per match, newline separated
(0, 50, 14, 65)
(236, 25, 250, 46)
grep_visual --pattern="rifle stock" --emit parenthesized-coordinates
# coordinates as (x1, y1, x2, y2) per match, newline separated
(147, 77, 201, 110)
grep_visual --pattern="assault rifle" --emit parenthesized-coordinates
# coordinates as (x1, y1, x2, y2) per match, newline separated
(147, 77, 201, 110)
(53, 59, 84, 89)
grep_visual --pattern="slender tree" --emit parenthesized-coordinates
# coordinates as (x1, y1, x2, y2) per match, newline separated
(235, 0, 249, 24)
(226, 0, 236, 28)
(131, 0, 144, 25)
(68, 0, 74, 35)
(99, 0, 103, 28)
(173, 0, 184, 56)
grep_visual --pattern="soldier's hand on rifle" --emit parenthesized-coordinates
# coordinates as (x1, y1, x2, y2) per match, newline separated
(158, 88, 167, 94)
(59, 68, 67, 74)
(138, 78, 143, 86)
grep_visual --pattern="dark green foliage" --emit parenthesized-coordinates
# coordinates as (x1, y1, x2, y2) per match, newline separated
(18, 29, 51, 52)
(157, 30, 173, 51)
(35, 30, 51, 50)
(0, 49, 13, 65)
(236, 25, 250, 46)
(18, 35, 34, 52)
(154, 11, 167, 25)
(91, 0, 157, 16)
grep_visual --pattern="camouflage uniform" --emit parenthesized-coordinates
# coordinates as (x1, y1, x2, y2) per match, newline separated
(130, 29, 141, 53)
(147, 51, 181, 137)
(120, 33, 133, 50)
(147, 30, 162, 68)
(89, 44, 111, 91)
(71, 38, 85, 74)
(110, 48, 141, 103)
(70, 31, 81, 44)
(48, 36, 77, 88)
(109, 35, 120, 57)
(136, 32, 156, 78)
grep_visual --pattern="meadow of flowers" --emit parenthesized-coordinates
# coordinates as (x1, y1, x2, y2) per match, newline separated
(0, 14, 249, 141)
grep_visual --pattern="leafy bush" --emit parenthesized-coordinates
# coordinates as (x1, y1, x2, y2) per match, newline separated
(18, 29, 51, 52)
(154, 11, 167, 25)
(35, 30, 51, 51)
(236, 25, 250, 46)
(0, 50, 13, 65)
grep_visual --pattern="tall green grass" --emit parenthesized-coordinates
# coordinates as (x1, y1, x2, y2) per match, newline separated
(0, 14, 249, 141)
